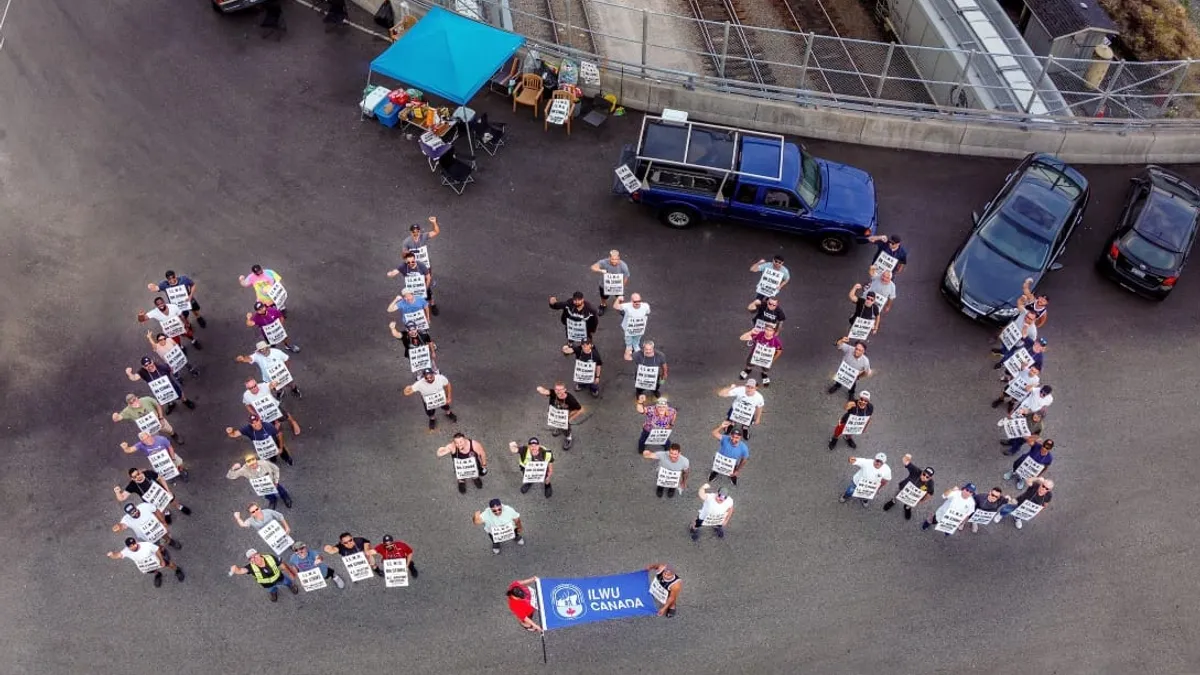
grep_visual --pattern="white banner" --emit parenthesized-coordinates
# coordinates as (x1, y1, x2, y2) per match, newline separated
(403, 310, 429, 331)
(135, 412, 162, 435)
(1015, 457, 1047, 481)
(634, 364, 660, 390)
(298, 567, 327, 592)
(852, 478, 881, 500)
(565, 318, 587, 343)
(408, 345, 433, 373)
(249, 392, 283, 423)
(163, 345, 187, 372)
(875, 251, 899, 273)
(266, 282, 288, 310)
(454, 457, 479, 480)
(412, 245, 430, 266)
(547, 406, 570, 430)
(135, 516, 167, 543)
(999, 416, 1031, 440)
(656, 467, 681, 488)
(624, 315, 647, 337)
(1012, 501, 1044, 521)
(403, 273, 427, 297)
(253, 436, 279, 460)
(489, 522, 516, 543)
(645, 427, 672, 445)
(249, 474, 278, 496)
(148, 376, 178, 406)
(1003, 348, 1034, 377)
(834, 361, 861, 390)
(160, 315, 186, 339)
(1005, 375, 1033, 401)
(165, 284, 191, 313)
(573, 359, 596, 384)
(895, 482, 926, 508)
(711, 453, 737, 477)
(934, 506, 973, 534)
(999, 319, 1024, 350)
(522, 460, 549, 484)
(267, 361, 293, 387)
(749, 344, 776, 369)
(649, 578, 669, 604)
(422, 389, 447, 410)
(258, 520, 294, 556)
(842, 414, 870, 436)
(147, 449, 179, 481)
(135, 553, 162, 574)
(262, 319, 287, 346)
(756, 267, 785, 297)
(701, 510, 729, 527)
(603, 273, 624, 296)
(847, 317, 875, 341)
(969, 508, 999, 525)
(342, 552, 374, 582)
(384, 558, 410, 588)
(140, 482, 173, 511)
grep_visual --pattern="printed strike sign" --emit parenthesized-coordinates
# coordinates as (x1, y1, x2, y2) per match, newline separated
(1012, 501, 1044, 521)
(635, 365, 660, 390)
(624, 315, 647, 337)
(298, 567, 327, 592)
(565, 319, 587, 343)
(454, 457, 479, 480)
(254, 437, 280, 460)
(895, 482, 926, 508)
(603, 273, 624, 296)
(834, 361, 861, 390)
(160, 315, 186, 339)
(148, 376, 179, 406)
(649, 578, 669, 604)
(729, 398, 756, 426)
(249, 475, 278, 496)
(262, 320, 287, 346)
(404, 273, 427, 297)
(1015, 456, 1046, 480)
(656, 467, 681, 488)
(148, 450, 179, 481)
(645, 428, 672, 445)
(1005, 375, 1033, 401)
(135, 412, 162, 435)
(711, 453, 737, 477)
(135, 517, 167, 544)
(874, 251, 899, 273)
(999, 416, 1031, 440)
(258, 520, 294, 555)
(490, 522, 516, 543)
(573, 360, 596, 384)
(266, 282, 288, 310)
(749, 344, 776, 369)
(140, 482, 173, 512)
(267, 361, 293, 388)
(701, 510, 729, 527)
(842, 415, 870, 436)
(969, 509, 999, 525)
(999, 319, 1025, 350)
(163, 345, 187, 372)
(412, 245, 430, 266)
(422, 390, 447, 410)
(873, 294, 889, 312)
(934, 506, 973, 534)
(1003, 348, 1034, 377)
(135, 554, 162, 574)
(403, 310, 429, 331)
(249, 392, 282, 423)
(614, 165, 642, 194)
(756, 267, 785, 297)
(547, 406, 570, 430)
(852, 478, 881, 500)
(847, 317, 875, 341)
(580, 60, 601, 86)
(408, 345, 432, 373)
(165, 284, 191, 313)
(384, 558, 410, 588)
(522, 460, 549, 484)
(342, 552, 374, 582)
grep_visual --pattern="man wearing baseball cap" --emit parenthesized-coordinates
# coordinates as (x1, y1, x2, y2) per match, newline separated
(236, 341, 302, 399)
(245, 301, 299, 353)
(509, 437, 553, 498)
(123, 355, 194, 414)
(404, 368, 457, 431)
(708, 422, 750, 485)
(389, 319, 437, 369)
(828, 391, 874, 451)
(374, 534, 418, 579)
(107, 537, 184, 587)
(690, 484, 735, 541)
(225, 413, 292, 465)
(286, 541, 345, 589)
(881, 453, 934, 520)
(922, 483, 978, 534)
(473, 498, 524, 555)
(839, 452, 892, 507)
(230, 548, 298, 602)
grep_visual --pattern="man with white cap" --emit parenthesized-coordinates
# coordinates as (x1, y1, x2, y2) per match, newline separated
(690, 483, 735, 541)
(237, 341, 302, 399)
(828, 391, 873, 451)
(922, 484, 977, 534)
(230, 549, 298, 602)
(839, 453, 892, 507)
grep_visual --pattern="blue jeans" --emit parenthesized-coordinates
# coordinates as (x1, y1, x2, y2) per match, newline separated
(843, 483, 857, 498)
(265, 483, 292, 508)
(1005, 437, 1027, 455)
(264, 575, 294, 594)
(997, 504, 1017, 519)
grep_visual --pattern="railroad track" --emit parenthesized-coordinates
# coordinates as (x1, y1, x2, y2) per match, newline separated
(686, 0, 777, 89)
(776, 0, 873, 99)
(545, 0, 597, 54)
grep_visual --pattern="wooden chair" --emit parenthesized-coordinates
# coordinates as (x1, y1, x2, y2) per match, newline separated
(543, 90, 575, 135)
(489, 56, 520, 96)
(512, 74, 544, 118)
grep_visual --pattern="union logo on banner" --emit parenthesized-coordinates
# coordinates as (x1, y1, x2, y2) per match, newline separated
(551, 584, 585, 621)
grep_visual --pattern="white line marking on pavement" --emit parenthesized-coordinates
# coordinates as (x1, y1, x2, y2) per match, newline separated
(290, 0, 393, 41)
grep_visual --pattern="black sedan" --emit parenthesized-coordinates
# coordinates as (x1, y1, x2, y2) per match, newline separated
(1096, 165, 1200, 300)
(212, 0, 270, 13)
(941, 153, 1089, 324)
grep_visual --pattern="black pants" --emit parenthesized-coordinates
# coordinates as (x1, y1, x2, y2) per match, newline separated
(425, 404, 452, 417)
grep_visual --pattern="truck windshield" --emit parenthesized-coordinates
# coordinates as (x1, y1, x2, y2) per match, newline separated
(797, 153, 820, 206)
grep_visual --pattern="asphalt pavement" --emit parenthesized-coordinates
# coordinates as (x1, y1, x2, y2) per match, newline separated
(1, 1, 1199, 673)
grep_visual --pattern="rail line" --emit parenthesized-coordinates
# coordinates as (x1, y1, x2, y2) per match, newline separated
(776, 0, 873, 98)
(545, 0, 597, 54)
(685, 0, 776, 89)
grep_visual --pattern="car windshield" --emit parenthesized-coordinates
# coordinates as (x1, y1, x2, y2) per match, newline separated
(1121, 229, 1181, 270)
(797, 153, 820, 206)
(1137, 189, 1198, 252)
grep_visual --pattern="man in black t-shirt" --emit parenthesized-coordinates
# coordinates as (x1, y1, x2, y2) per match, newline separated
(535, 383, 584, 450)
(828, 392, 874, 450)
(324, 532, 383, 577)
(846, 286, 880, 336)
(113, 468, 192, 521)
(749, 298, 786, 340)
(548, 292, 599, 348)
(999, 477, 1053, 530)
(562, 340, 603, 397)
(881, 454, 935, 520)
(969, 487, 1008, 533)
(124, 356, 195, 414)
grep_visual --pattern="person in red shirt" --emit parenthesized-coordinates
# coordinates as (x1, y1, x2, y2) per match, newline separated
(373, 535, 418, 578)
(507, 577, 542, 632)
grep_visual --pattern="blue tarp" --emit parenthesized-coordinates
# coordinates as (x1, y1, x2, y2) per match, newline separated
(535, 571, 659, 630)
(369, 6, 524, 105)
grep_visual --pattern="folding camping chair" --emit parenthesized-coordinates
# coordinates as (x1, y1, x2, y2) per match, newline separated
(469, 114, 508, 156)
(438, 150, 477, 195)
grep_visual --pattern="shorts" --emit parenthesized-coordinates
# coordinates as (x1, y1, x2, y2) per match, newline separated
(598, 285, 611, 302)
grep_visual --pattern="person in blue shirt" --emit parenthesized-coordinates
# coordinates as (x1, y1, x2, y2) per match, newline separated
(285, 542, 345, 589)
(867, 234, 907, 274)
(386, 289, 431, 330)
(996, 337, 1047, 373)
(707, 422, 750, 485)
(225, 414, 293, 466)
(147, 270, 206, 328)
(1004, 439, 1054, 491)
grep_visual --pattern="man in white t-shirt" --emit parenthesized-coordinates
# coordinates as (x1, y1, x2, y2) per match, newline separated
(242, 379, 302, 436)
(473, 498, 524, 554)
(690, 483, 735, 541)
(112, 502, 180, 548)
(405, 368, 457, 430)
(238, 341, 302, 399)
(1014, 385, 1054, 416)
(864, 265, 897, 331)
(717, 380, 765, 439)
(138, 296, 201, 350)
(922, 484, 978, 535)
(613, 293, 651, 361)
(107, 538, 184, 587)
(839, 452, 892, 507)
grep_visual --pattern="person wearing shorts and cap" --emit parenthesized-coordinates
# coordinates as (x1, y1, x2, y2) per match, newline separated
(829, 391, 873, 451)
(922, 483, 978, 534)
(147, 269, 206, 328)
(473, 498, 524, 555)
(405, 368, 457, 431)
(881, 454, 934, 520)
(238, 264, 284, 310)
(839, 452, 892, 507)
(107, 537, 183, 587)
(374, 535, 419, 579)
(509, 437, 554, 498)
(237, 341, 302, 399)
(246, 301, 299, 353)
(286, 541, 345, 589)
(230, 548, 297, 602)
(690, 484, 735, 541)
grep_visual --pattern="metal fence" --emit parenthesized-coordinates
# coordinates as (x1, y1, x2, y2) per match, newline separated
(429, 0, 1200, 125)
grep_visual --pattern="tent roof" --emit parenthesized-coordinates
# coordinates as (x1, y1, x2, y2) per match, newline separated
(369, 7, 524, 105)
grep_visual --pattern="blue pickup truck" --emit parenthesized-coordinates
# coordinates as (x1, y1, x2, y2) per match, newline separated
(614, 115, 878, 254)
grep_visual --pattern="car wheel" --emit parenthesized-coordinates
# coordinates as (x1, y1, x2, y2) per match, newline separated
(659, 207, 697, 229)
(819, 233, 851, 255)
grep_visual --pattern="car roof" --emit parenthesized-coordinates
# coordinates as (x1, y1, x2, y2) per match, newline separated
(1134, 188, 1199, 253)
(1000, 180, 1072, 239)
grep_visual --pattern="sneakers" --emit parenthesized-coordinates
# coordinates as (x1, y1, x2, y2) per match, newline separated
(183, 400, 195, 410)
(689, 528, 700, 541)
(845, 437, 857, 449)
(708, 471, 718, 482)
(827, 383, 840, 394)
(473, 478, 483, 489)
(882, 500, 895, 512)
(520, 483, 532, 494)
(516, 537, 525, 546)
(828, 437, 838, 451)
(334, 575, 346, 589)
(598, 304, 607, 316)
(287, 344, 301, 353)
(492, 546, 501, 555)
(904, 509, 913, 521)
(447, 412, 458, 423)
(666, 488, 676, 498)
(838, 496, 847, 503)
(1016, 478, 1027, 491)
(282, 452, 294, 466)
(289, 582, 300, 594)
(292, 387, 303, 400)
(153, 572, 163, 587)
(458, 482, 468, 494)
(860, 499, 870, 508)
(269, 590, 279, 602)
(168, 539, 182, 550)
(190, 368, 200, 379)
(761, 377, 770, 387)
(544, 484, 553, 498)
(164, 403, 177, 416)
(409, 564, 419, 578)
(430, 304, 440, 317)
(196, 316, 207, 328)
(563, 436, 573, 450)
(428, 418, 437, 431)
(550, 429, 562, 437)
(1003, 471, 1014, 481)
(574, 383, 583, 391)
(282, 496, 294, 509)
(190, 340, 203, 351)
(739, 370, 748, 380)
(921, 521, 931, 530)
(656, 486, 665, 498)
(990, 398, 1005, 408)
(180, 505, 192, 516)
(175, 567, 185, 582)
(1015, 519, 1024, 530)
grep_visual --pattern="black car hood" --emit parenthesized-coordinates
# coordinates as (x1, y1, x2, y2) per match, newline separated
(956, 238, 1037, 309)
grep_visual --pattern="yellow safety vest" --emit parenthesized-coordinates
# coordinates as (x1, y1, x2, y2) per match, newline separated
(250, 555, 282, 585)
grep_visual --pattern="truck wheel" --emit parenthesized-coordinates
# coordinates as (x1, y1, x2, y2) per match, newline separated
(659, 207, 698, 229)
(819, 233, 851, 255)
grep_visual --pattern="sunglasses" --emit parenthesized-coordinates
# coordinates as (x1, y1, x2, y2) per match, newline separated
(491, 507, 503, 513)
(249, 508, 260, 514)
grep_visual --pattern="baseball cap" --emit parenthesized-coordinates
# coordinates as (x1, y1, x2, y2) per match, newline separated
(488, 498, 502, 508)
(1037, 337, 1048, 346)
(963, 483, 977, 494)
(140, 356, 152, 365)
(888, 234, 902, 244)
(382, 535, 394, 543)
(422, 368, 435, 376)
(123, 503, 138, 514)
(292, 542, 307, 551)
(245, 548, 259, 558)
(124, 537, 137, 547)
(528, 437, 540, 445)
(717, 486, 730, 498)
(745, 379, 757, 387)
(254, 301, 265, 309)
(654, 399, 669, 407)
(125, 393, 138, 403)
(248, 413, 261, 422)
(571, 291, 585, 300)
(405, 321, 418, 329)
(874, 452, 887, 463)
(922, 466, 936, 476)
(255, 340, 269, 350)
(858, 391, 871, 400)
(729, 427, 742, 437)
(410, 223, 421, 231)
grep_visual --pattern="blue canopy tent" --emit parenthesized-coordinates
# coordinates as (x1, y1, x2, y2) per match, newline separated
(367, 6, 525, 155)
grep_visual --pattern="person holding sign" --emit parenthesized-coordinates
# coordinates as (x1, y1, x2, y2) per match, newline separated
(590, 249, 630, 316)
(707, 423, 750, 485)
(145, 331, 199, 379)
(746, 256, 790, 312)
(642, 443, 690, 498)
(473, 498, 525, 555)
(638, 399, 677, 453)
(992, 364, 1040, 411)
(226, 455, 293, 509)
(717, 381, 764, 440)
(506, 578, 543, 632)
(866, 233, 908, 275)
(646, 563, 682, 617)
(238, 341, 302, 399)
(388, 289, 433, 332)
(238, 264, 285, 311)
(1013, 385, 1054, 417)
(286, 542, 345, 590)
(968, 487, 1009, 533)
(632, 342, 669, 406)
(864, 266, 897, 332)
(828, 391, 874, 451)
(234, 503, 290, 536)
(405, 369, 458, 431)
(537, 383, 583, 450)
(113, 502, 180, 550)
(921, 484, 977, 535)
(388, 250, 438, 316)
(324, 533, 383, 579)
(246, 302, 300, 353)
(996, 477, 1053, 529)
(562, 340, 603, 397)
(548, 292, 599, 348)
(375, 535, 419, 580)
(242, 379, 302, 437)
(995, 336, 1047, 374)
(1017, 277, 1050, 327)
(690, 484, 735, 541)
(390, 321, 438, 372)
(1004, 439, 1054, 491)
(845, 286, 880, 338)
(227, 414, 292, 466)
(509, 438, 554, 498)
(880, 454, 934, 520)
(436, 432, 488, 494)
(1002, 410, 1045, 456)
(138, 296, 201, 350)
(147, 270, 206, 328)
(113, 393, 178, 442)
(402, 217, 441, 271)
(738, 324, 783, 387)
(749, 297, 786, 337)
(231, 549, 298, 602)
(107, 538, 183, 587)
(839, 453, 891, 507)
(114, 468, 191, 520)
(612, 293, 650, 360)
(990, 311, 1039, 357)
(121, 431, 188, 483)
(125, 356, 194, 414)
(828, 338, 873, 400)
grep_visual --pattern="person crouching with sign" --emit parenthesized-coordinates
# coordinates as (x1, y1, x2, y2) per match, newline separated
(646, 563, 682, 617)
(507, 577, 543, 632)
(474, 498, 524, 555)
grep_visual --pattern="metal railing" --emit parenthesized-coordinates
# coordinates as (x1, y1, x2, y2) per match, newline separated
(432, 0, 1200, 126)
